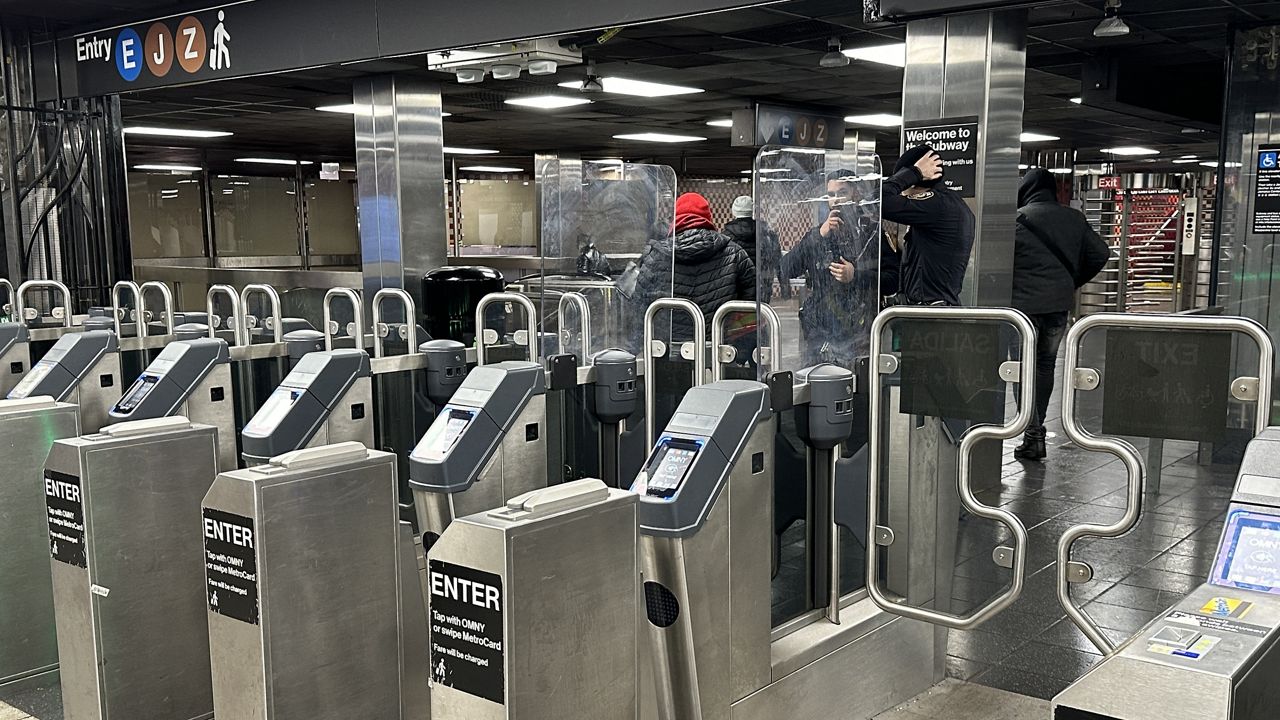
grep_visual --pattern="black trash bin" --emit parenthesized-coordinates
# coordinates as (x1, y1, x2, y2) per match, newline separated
(421, 266, 504, 345)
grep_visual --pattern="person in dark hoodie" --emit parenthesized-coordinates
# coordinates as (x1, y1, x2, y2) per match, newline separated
(723, 195, 788, 302)
(882, 145, 975, 306)
(631, 192, 756, 341)
(1011, 168, 1112, 461)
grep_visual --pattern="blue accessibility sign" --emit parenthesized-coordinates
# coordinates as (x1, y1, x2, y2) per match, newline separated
(1260, 151, 1279, 171)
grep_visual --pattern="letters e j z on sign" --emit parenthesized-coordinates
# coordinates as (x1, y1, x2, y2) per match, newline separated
(77, 9, 231, 84)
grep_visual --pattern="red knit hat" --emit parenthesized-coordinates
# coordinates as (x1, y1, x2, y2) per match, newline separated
(674, 192, 716, 232)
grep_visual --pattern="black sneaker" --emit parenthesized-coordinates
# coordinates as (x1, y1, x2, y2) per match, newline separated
(1014, 437, 1046, 461)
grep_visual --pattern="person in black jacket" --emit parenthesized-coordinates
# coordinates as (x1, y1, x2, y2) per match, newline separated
(723, 195, 788, 302)
(631, 192, 755, 342)
(882, 145, 976, 306)
(1012, 168, 1112, 461)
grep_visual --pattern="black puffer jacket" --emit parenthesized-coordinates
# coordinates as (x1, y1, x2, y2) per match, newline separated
(1012, 169, 1112, 314)
(723, 218, 787, 300)
(633, 227, 756, 340)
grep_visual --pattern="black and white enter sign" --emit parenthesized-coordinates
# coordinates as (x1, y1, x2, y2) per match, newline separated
(429, 559, 505, 704)
(45, 469, 86, 568)
(203, 508, 259, 625)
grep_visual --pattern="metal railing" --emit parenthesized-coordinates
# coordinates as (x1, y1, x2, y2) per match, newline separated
(15, 280, 73, 327)
(867, 306, 1036, 630)
(240, 284, 284, 340)
(323, 287, 368, 352)
(475, 292, 538, 366)
(112, 280, 142, 337)
(1056, 312, 1274, 654)
(139, 281, 176, 336)
(642, 297, 706, 449)
(206, 285, 247, 346)
(557, 291, 592, 358)
(371, 288, 418, 358)
(710, 301, 782, 381)
(0, 278, 12, 317)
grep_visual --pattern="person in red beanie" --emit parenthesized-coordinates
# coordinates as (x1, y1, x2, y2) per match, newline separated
(631, 192, 756, 340)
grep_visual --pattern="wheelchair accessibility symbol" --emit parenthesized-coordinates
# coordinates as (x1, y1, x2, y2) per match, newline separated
(1261, 151, 1278, 170)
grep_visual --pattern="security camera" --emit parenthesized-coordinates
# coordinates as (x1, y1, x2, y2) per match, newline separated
(491, 64, 522, 81)
(456, 68, 486, 84)
(528, 60, 558, 76)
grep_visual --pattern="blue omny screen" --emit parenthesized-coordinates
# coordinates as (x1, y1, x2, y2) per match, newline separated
(1211, 509, 1280, 595)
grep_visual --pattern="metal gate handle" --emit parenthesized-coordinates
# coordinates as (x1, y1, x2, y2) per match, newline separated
(140, 281, 176, 337)
(206, 285, 246, 346)
(16, 280, 73, 328)
(240, 284, 283, 341)
(643, 297, 707, 449)
(112, 281, 143, 338)
(0, 278, 13, 316)
(475, 292, 538, 366)
(557, 292, 592, 359)
(371, 288, 418, 358)
(710, 301, 782, 381)
(1055, 312, 1274, 654)
(866, 306, 1036, 630)
(323, 287, 368, 351)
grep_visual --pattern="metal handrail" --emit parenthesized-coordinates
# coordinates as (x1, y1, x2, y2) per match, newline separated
(867, 306, 1036, 630)
(323, 287, 368, 352)
(112, 280, 142, 337)
(206, 285, 246, 346)
(240, 284, 284, 341)
(643, 297, 707, 449)
(1056, 312, 1274, 654)
(140, 281, 176, 336)
(475, 292, 539, 366)
(0, 279, 12, 316)
(710, 301, 782, 381)
(557, 291, 592, 358)
(371, 288, 417, 358)
(16, 280, 73, 328)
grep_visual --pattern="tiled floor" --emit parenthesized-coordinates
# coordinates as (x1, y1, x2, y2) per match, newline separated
(873, 679, 1049, 720)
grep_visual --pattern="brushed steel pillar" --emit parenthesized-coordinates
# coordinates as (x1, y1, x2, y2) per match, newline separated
(903, 10, 1027, 307)
(354, 76, 447, 315)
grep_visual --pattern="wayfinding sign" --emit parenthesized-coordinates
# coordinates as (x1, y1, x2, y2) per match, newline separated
(429, 559, 505, 705)
(732, 104, 846, 150)
(897, 319, 1004, 423)
(1101, 329, 1231, 442)
(1252, 145, 1280, 235)
(903, 116, 979, 198)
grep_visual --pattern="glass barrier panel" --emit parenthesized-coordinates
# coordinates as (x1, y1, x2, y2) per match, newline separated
(211, 176, 300, 257)
(456, 178, 538, 257)
(127, 172, 206, 259)
(305, 179, 360, 257)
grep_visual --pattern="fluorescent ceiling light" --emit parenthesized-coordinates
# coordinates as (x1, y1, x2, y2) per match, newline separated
(558, 77, 703, 97)
(176, 179, 199, 184)
(236, 157, 315, 165)
(505, 95, 593, 109)
(1070, 97, 1083, 104)
(1200, 161, 1243, 168)
(460, 166, 524, 173)
(1020, 132, 1060, 143)
(315, 104, 366, 114)
(1049, 168, 1072, 174)
(1173, 159, 1200, 164)
(133, 164, 202, 172)
(845, 113, 902, 127)
(124, 126, 231, 139)
(1018, 164, 1030, 170)
(840, 43, 906, 68)
(1101, 147, 1159, 156)
(613, 132, 706, 143)
(707, 119, 734, 128)
(444, 147, 500, 155)
(1181, 155, 1198, 159)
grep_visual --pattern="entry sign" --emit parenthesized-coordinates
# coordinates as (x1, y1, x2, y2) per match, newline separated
(903, 116, 979, 198)
(1102, 329, 1231, 442)
(203, 508, 260, 625)
(897, 319, 1004, 424)
(1252, 145, 1280, 235)
(736, 104, 846, 150)
(45, 469, 87, 568)
(429, 560, 505, 705)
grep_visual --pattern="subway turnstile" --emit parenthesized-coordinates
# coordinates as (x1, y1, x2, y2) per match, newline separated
(46, 417, 219, 720)
(0, 397, 78, 695)
(0, 322, 30, 396)
(203, 442, 428, 720)
(428, 479, 638, 719)
(7, 329, 122, 434)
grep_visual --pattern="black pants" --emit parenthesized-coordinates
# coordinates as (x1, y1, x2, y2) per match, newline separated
(1024, 312, 1069, 439)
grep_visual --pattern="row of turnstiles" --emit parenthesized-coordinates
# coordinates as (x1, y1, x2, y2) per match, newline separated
(3, 277, 1280, 719)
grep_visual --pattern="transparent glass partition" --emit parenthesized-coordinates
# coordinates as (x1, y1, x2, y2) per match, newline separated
(127, 172, 206, 259)
(211, 176, 300, 257)
(456, 178, 537, 256)
(305, 179, 360, 257)
(755, 147, 884, 628)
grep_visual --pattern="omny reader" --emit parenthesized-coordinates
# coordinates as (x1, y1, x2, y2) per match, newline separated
(107, 337, 236, 470)
(7, 329, 121, 434)
(409, 360, 549, 539)
(1054, 427, 1280, 719)
(239, 348, 373, 465)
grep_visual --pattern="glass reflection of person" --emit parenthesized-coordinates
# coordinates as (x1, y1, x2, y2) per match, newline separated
(780, 170, 880, 368)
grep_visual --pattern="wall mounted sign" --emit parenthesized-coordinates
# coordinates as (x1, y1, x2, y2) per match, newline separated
(1252, 145, 1280, 235)
(732, 104, 846, 150)
(903, 116, 979, 198)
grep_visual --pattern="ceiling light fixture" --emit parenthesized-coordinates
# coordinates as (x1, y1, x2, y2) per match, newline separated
(505, 95, 593, 109)
(613, 132, 706, 143)
(315, 104, 366, 114)
(1101, 146, 1159, 156)
(1049, 168, 1073, 174)
(443, 147, 500, 155)
(1094, 0, 1131, 38)
(1070, 97, 1083, 104)
(124, 126, 232, 139)
(820, 37, 850, 69)
(841, 42, 907, 68)
(1181, 155, 1198, 159)
(460, 166, 524, 173)
(560, 77, 703, 97)
(1020, 132, 1061, 143)
(1173, 159, 1201, 164)
(133, 164, 202, 172)
(845, 113, 903, 127)
(1199, 161, 1243, 168)
(235, 158, 315, 166)
(707, 119, 734, 128)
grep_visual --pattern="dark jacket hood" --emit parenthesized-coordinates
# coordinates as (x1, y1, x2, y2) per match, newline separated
(1018, 168, 1058, 208)
(723, 218, 757, 251)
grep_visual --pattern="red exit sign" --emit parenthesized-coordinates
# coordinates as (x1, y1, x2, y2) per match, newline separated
(1099, 176, 1123, 190)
